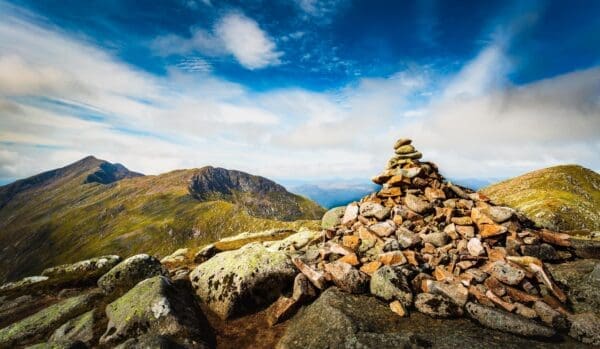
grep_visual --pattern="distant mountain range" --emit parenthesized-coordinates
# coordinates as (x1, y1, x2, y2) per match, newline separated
(0, 156, 323, 282)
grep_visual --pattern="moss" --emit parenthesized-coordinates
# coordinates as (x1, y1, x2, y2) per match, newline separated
(481, 165, 600, 232)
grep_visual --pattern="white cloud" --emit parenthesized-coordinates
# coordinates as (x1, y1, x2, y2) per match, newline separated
(152, 12, 282, 70)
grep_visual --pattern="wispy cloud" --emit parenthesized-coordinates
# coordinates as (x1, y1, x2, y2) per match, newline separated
(152, 12, 282, 70)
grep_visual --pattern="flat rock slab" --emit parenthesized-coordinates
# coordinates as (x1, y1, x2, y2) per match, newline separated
(190, 243, 296, 320)
(547, 258, 600, 314)
(466, 302, 555, 338)
(278, 288, 587, 349)
(0, 291, 102, 347)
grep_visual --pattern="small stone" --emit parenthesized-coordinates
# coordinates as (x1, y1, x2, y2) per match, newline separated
(266, 296, 299, 326)
(387, 175, 404, 186)
(342, 235, 361, 250)
(392, 152, 422, 160)
(533, 301, 569, 330)
(360, 261, 382, 275)
(341, 203, 359, 225)
(514, 303, 537, 319)
(395, 144, 416, 154)
(479, 223, 508, 238)
(338, 253, 360, 266)
(456, 225, 475, 239)
(451, 216, 473, 225)
(379, 187, 402, 197)
(370, 266, 413, 307)
(520, 243, 559, 261)
(292, 273, 318, 303)
(369, 221, 396, 237)
(424, 187, 446, 201)
(396, 228, 421, 248)
(393, 138, 412, 149)
(378, 251, 407, 266)
(321, 206, 346, 229)
(405, 194, 431, 214)
(491, 261, 526, 285)
(389, 300, 407, 317)
(422, 280, 468, 306)
(421, 232, 448, 248)
(414, 293, 463, 318)
(569, 312, 600, 346)
(486, 206, 514, 223)
(324, 261, 368, 294)
(360, 202, 391, 220)
(466, 302, 555, 338)
(292, 257, 327, 290)
(400, 167, 422, 179)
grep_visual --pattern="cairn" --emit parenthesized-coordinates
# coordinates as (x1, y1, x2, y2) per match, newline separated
(279, 137, 574, 335)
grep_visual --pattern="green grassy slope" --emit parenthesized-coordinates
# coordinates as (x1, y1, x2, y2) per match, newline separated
(0, 158, 323, 282)
(481, 165, 600, 232)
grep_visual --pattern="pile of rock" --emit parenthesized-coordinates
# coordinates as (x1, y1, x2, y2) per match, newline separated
(275, 138, 578, 337)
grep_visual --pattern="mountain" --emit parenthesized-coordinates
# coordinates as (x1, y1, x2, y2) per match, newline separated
(481, 165, 600, 232)
(285, 180, 380, 209)
(0, 157, 324, 282)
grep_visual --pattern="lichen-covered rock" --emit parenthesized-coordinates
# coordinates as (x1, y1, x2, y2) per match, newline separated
(0, 291, 102, 347)
(0, 276, 50, 298)
(25, 341, 86, 349)
(42, 255, 121, 285)
(277, 287, 421, 349)
(369, 266, 413, 307)
(189, 242, 296, 319)
(114, 334, 189, 349)
(98, 254, 168, 296)
(266, 228, 321, 252)
(49, 309, 99, 346)
(547, 259, 600, 314)
(160, 249, 191, 269)
(100, 276, 214, 347)
(466, 302, 555, 337)
(568, 312, 600, 346)
(321, 206, 345, 229)
(414, 293, 462, 318)
(213, 229, 297, 251)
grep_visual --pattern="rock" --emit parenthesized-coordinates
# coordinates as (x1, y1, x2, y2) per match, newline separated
(360, 261, 382, 275)
(414, 293, 463, 318)
(533, 301, 569, 330)
(266, 229, 321, 252)
(26, 342, 86, 349)
(193, 244, 217, 263)
(324, 261, 368, 294)
(360, 202, 391, 220)
(368, 221, 396, 237)
(405, 194, 431, 214)
(160, 249, 190, 268)
(394, 144, 415, 154)
(486, 206, 514, 223)
(421, 232, 448, 247)
(422, 280, 468, 306)
(98, 254, 168, 296)
(392, 152, 422, 160)
(277, 287, 421, 349)
(466, 302, 555, 338)
(0, 291, 102, 347)
(39, 255, 121, 288)
(341, 203, 359, 225)
(396, 228, 421, 248)
(393, 138, 412, 149)
(491, 262, 526, 285)
(50, 309, 99, 346)
(547, 259, 600, 314)
(266, 296, 299, 326)
(321, 206, 346, 229)
(292, 257, 327, 289)
(467, 238, 485, 256)
(214, 229, 297, 251)
(292, 273, 317, 303)
(568, 312, 600, 346)
(456, 225, 475, 238)
(521, 243, 559, 261)
(571, 238, 600, 259)
(425, 187, 446, 201)
(378, 251, 407, 266)
(189, 243, 296, 319)
(389, 300, 407, 317)
(370, 266, 413, 307)
(479, 223, 508, 238)
(100, 276, 214, 347)
(0, 276, 50, 298)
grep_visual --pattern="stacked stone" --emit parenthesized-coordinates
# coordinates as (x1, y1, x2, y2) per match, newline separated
(285, 137, 575, 337)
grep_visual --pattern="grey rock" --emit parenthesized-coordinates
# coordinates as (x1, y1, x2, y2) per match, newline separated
(396, 228, 421, 249)
(421, 232, 448, 248)
(42, 255, 121, 285)
(520, 243, 559, 261)
(100, 276, 214, 347)
(533, 301, 569, 330)
(369, 266, 413, 307)
(404, 194, 431, 214)
(324, 261, 369, 294)
(568, 312, 600, 346)
(50, 309, 99, 346)
(341, 203, 359, 225)
(491, 262, 526, 285)
(98, 254, 168, 296)
(189, 242, 296, 319)
(368, 221, 396, 237)
(114, 334, 188, 348)
(486, 206, 514, 223)
(466, 302, 555, 338)
(359, 202, 391, 220)
(414, 293, 462, 318)
(322, 206, 346, 229)
(547, 259, 600, 314)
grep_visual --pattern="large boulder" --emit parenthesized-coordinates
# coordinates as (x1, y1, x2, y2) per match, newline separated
(0, 276, 51, 298)
(321, 206, 345, 229)
(42, 255, 121, 285)
(547, 258, 600, 314)
(100, 276, 214, 348)
(98, 254, 168, 296)
(0, 291, 102, 347)
(369, 266, 413, 307)
(189, 242, 296, 319)
(466, 302, 555, 338)
(49, 309, 100, 346)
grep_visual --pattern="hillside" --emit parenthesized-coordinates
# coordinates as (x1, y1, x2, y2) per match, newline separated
(0, 157, 324, 282)
(481, 165, 600, 232)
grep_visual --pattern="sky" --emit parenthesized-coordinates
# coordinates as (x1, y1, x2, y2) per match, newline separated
(0, 0, 599, 185)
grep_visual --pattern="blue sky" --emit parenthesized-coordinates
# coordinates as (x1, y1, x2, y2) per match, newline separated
(0, 0, 599, 184)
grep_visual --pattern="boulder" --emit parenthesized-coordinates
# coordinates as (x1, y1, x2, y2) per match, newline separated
(568, 312, 600, 346)
(266, 228, 321, 252)
(0, 291, 102, 347)
(341, 203, 359, 225)
(49, 309, 101, 347)
(100, 276, 214, 347)
(0, 276, 51, 298)
(466, 302, 555, 338)
(189, 242, 296, 319)
(114, 334, 189, 349)
(160, 249, 191, 269)
(321, 206, 345, 229)
(370, 266, 413, 307)
(213, 229, 297, 251)
(98, 254, 168, 296)
(547, 259, 600, 314)
(42, 255, 121, 285)
(324, 261, 369, 294)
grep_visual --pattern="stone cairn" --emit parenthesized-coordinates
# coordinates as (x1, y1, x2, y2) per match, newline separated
(280, 137, 574, 334)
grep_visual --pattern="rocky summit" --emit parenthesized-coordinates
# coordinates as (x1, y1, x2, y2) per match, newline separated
(0, 138, 599, 348)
